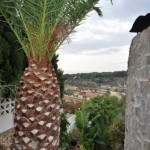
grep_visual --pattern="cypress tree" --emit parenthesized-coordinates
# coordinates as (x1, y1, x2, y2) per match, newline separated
(0, 16, 26, 84)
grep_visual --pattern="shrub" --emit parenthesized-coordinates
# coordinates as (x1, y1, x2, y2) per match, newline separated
(109, 119, 125, 150)
(66, 96, 126, 150)
(74, 109, 97, 150)
(59, 111, 70, 150)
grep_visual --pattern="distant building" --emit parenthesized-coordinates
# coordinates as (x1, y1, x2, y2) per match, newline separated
(63, 95, 85, 114)
(65, 85, 78, 91)
(78, 91, 99, 100)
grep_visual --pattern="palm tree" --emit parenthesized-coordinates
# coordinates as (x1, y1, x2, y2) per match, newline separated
(0, 0, 104, 149)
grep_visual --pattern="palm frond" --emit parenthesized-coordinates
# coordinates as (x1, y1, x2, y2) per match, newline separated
(93, 7, 102, 17)
(111, 0, 113, 5)
(0, 0, 104, 61)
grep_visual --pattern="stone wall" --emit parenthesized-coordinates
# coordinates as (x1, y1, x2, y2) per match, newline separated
(0, 128, 14, 150)
(124, 27, 150, 150)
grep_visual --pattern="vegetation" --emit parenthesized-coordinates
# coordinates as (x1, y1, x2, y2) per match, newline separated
(59, 111, 70, 150)
(52, 54, 65, 100)
(65, 71, 127, 88)
(0, 16, 27, 97)
(64, 89, 74, 96)
(65, 71, 127, 80)
(82, 96, 119, 149)
(75, 109, 98, 150)
(67, 95, 126, 150)
(0, 81, 16, 98)
(0, 16, 26, 84)
(0, 0, 104, 149)
(0, 20, 64, 98)
(0, 54, 64, 98)
(109, 119, 125, 150)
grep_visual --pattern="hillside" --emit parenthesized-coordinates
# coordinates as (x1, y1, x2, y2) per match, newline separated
(64, 71, 127, 89)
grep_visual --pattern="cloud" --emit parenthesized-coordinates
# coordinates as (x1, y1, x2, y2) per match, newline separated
(79, 45, 129, 55)
(57, 0, 150, 73)
(78, 19, 132, 34)
(59, 15, 133, 55)
(58, 45, 129, 73)
(59, 25, 132, 55)
(99, 0, 150, 20)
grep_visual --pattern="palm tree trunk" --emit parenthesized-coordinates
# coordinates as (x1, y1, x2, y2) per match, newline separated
(13, 57, 61, 150)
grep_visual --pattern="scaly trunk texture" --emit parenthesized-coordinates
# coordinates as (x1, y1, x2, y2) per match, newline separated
(13, 58, 60, 150)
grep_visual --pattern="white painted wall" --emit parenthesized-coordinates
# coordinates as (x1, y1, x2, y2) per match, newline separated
(0, 113, 14, 133)
(0, 99, 14, 133)
(67, 114, 75, 132)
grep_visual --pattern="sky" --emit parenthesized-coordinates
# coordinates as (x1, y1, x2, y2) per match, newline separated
(57, 0, 150, 74)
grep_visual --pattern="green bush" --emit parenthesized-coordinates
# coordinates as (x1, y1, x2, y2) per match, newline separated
(64, 89, 74, 96)
(74, 109, 98, 150)
(0, 80, 16, 98)
(81, 96, 119, 149)
(60, 96, 126, 150)
(59, 111, 70, 150)
(109, 119, 125, 150)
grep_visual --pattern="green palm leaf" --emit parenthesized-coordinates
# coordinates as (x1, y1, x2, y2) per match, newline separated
(0, 0, 103, 61)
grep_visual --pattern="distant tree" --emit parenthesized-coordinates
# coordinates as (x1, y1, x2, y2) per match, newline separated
(65, 71, 127, 81)
(105, 89, 111, 96)
(113, 71, 127, 77)
(64, 89, 74, 96)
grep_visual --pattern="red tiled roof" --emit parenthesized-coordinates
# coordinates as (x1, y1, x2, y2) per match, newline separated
(79, 92, 98, 98)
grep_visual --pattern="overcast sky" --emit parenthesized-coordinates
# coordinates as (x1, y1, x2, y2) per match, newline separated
(57, 0, 150, 74)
